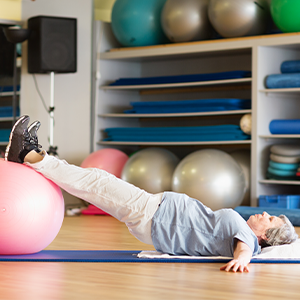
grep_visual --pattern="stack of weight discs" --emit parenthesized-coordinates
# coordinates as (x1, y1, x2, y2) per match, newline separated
(267, 144, 300, 180)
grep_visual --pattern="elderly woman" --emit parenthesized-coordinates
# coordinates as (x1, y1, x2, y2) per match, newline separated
(6, 116, 298, 273)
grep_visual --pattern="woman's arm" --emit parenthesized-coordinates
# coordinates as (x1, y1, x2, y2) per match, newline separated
(220, 239, 252, 273)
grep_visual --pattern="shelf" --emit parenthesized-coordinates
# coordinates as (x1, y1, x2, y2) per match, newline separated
(259, 179, 300, 186)
(99, 109, 251, 118)
(101, 78, 252, 90)
(259, 134, 300, 139)
(98, 140, 251, 146)
(0, 117, 14, 122)
(260, 88, 300, 94)
(0, 19, 22, 26)
(99, 32, 300, 62)
(0, 91, 20, 97)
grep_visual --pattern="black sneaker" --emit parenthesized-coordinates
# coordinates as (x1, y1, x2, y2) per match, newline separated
(28, 120, 42, 152)
(5, 115, 39, 163)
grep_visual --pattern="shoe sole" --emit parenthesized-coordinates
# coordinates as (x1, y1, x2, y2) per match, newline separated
(5, 116, 29, 161)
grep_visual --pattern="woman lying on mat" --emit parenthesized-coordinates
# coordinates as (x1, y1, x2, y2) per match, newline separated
(6, 115, 298, 273)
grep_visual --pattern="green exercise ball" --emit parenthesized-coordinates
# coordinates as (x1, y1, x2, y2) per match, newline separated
(270, 0, 300, 33)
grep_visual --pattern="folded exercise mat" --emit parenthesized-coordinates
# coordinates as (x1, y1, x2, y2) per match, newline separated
(0, 129, 11, 142)
(110, 70, 251, 86)
(0, 85, 20, 93)
(269, 119, 300, 134)
(103, 125, 250, 142)
(281, 60, 300, 73)
(235, 206, 300, 226)
(124, 99, 251, 114)
(0, 106, 20, 118)
(1, 246, 300, 263)
(265, 73, 300, 89)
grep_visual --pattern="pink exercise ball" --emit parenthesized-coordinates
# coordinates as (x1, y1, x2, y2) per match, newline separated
(0, 160, 64, 255)
(81, 148, 129, 178)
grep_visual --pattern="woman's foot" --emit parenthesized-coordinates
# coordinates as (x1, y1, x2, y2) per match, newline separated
(5, 115, 42, 163)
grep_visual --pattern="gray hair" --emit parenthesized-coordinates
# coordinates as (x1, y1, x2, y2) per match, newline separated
(260, 215, 298, 248)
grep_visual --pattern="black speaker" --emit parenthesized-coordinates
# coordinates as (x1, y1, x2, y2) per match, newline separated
(0, 26, 14, 77)
(27, 16, 77, 74)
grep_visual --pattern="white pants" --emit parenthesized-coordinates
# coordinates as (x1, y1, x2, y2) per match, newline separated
(25, 153, 163, 245)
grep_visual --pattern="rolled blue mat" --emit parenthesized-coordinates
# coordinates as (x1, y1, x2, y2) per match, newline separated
(265, 73, 300, 89)
(269, 119, 300, 134)
(281, 60, 300, 73)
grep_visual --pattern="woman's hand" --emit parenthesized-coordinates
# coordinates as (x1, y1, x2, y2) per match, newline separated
(220, 239, 252, 273)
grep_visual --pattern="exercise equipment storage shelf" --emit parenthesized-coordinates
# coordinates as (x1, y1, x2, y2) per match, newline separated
(101, 78, 252, 90)
(98, 140, 252, 146)
(95, 22, 300, 206)
(99, 109, 251, 118)
(260, 88, 300, 93)
(259, 179, 300, 186)
(259, 135, 300, 139)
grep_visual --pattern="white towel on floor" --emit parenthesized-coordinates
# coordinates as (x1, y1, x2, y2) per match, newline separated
(138, 239, 300, 260)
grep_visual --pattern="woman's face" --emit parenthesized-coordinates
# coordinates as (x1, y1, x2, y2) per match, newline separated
(247, 212, 284, 239)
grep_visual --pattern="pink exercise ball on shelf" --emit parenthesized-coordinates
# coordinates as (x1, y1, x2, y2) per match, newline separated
(0, 160, 64, 255)
(81, 148, 129, 178)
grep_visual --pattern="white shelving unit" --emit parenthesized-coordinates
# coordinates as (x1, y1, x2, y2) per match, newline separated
(94, 21, 300, 206)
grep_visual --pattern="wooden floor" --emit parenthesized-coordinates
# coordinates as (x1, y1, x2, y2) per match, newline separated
(1, 215, 300, 300)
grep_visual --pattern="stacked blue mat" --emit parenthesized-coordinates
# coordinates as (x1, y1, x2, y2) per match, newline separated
(109, 70, 251, 86)
(0, 85, 20, 93)
(0, 129, 11, 142)
(104, 125, 250, 142)
(0, 106, 20, 118)
(266, 60, 300, 89)
(124, 99, 251, 114)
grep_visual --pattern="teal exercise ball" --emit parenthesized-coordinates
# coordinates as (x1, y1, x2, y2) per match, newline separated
(111, 0, 168, 47)
(270, 0, 300, 33)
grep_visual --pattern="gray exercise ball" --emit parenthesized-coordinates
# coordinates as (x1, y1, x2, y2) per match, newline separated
(172, 149, 246, 211)
(161, 0, 213, 42)
(208, 0, 270, 38)
(230, 150, 251, 206)
(121, 148, 179, 193)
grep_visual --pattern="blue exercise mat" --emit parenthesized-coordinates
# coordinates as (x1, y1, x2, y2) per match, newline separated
(281, 60, 300, 74)
(0, 106, 20, 118)
(265, 73, 300, 89)
(0, 129, 11, 142)
(110, 70, 251, 86)
(124, 99, 251, 114)
(103, 125, 250, 142)
(235, 206, 300, 226)
(0, 250, 299, 264)
(269, 119, 300, 134)
(0, 85, 20, 93)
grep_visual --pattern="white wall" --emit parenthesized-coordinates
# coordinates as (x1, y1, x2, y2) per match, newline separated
(21, 0, 93, 206)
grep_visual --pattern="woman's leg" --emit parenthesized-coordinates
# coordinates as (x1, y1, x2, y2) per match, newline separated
(24, 152, 163, 245)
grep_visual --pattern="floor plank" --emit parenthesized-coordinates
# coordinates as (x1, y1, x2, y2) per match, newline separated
(1, 215, 300, 300)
